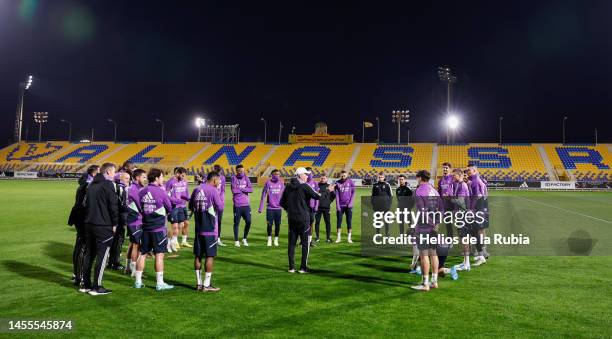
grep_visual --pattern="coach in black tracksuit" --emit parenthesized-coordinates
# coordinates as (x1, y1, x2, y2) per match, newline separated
(315, 176, 335, 242)
(108, 174, 128, 270)
(280, 168, 332, 273)
(82, 163, 118, 295)
(396, 174, 414, 235)
(67, 165, 99, 288)
(371, 173, 393, 236)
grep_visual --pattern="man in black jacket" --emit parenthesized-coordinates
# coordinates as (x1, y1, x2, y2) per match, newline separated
(82, 163, 119, 296)
(396, 174, 414, 235)
(280, 167, 334, 273)
(108, 171, 130, 271)
(67, 164, 99, 288)
(371, 172, 393, 236)
(315, 173, 335, 243)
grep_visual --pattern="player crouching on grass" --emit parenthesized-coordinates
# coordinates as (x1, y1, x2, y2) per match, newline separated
(411, 170, 441, 292)
(125, 168, 146, 276)
(134, 168, 174, 291)
(258, 169, 285, 247)
(189, 171, 223, 292)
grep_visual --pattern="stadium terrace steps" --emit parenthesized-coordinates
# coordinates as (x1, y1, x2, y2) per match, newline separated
(1, 141, 611, 182)
(431, 144, 439, 177)
(536, 145, 558, 181)
(345, 143, 362, 171)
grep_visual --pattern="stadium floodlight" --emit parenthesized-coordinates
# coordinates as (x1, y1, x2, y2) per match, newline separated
(60, 119, 72, 141)
(278, 121, 283, 144)
(375, 116, 380, 143)
(447, 115, 459, 130)
(107, 118, 118, 142)
(445, 114, 460, 144)
(438, 65, 457, 115)
(33, 111, 48, 142)
(14, 75, 35, 142)
(195, 117, 206, 142)
(391, 110, 409, 144)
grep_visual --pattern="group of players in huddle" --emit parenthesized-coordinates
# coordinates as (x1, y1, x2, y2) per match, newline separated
(68, 161, 359, 295)
(68, 159, 488, 295)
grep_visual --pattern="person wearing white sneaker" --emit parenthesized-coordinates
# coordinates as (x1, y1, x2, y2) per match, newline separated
(126, 169, 147, 278)
(452, 168, 472, 272)
(411, 170, 440, 292)
(231, 165, 253, 247)
(242, 238, 249, 247)
(136, 168, 174, 292)
(280, 168, 334, 273)
(189, 171, 223, 293)
(258, 169, 285, 249)
(334, 171, 355, 244)
(166, 167, 190, 253)
(234, 241, 241, 247)
(211, 165, 227, 249)
(273, 237, 279, 247)
(467, 164, 490, 265)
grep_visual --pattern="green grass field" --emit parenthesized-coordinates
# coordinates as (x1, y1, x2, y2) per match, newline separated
(1, 180, 611, 338)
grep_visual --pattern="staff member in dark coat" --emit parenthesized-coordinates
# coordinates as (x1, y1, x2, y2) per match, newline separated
(67, 164, 99, 288)
(82, 163, 119, 296)
(315, 173, 335, 243)
(371, 172, 393, 236)
(396, 174, 414, 235)
(280, 167, 333, 273)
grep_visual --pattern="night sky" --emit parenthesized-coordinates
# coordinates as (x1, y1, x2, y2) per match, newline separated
(1, 0, 611, 146)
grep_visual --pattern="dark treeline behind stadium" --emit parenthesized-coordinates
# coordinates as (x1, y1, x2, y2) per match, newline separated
(1, 0, 612, 146)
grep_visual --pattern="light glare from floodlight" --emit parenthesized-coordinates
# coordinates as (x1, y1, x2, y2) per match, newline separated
(195, 117, 206, 128)
(447, 115, 459, 129)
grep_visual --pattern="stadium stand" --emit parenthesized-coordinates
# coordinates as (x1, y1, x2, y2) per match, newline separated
(543, 144, 612, 182)
(266, 143, 356, 178)
(184, 143, 273, 177)
(350, 143, 433, 179)
(437, 144, 549, 182)
(2, 141, 612, 183)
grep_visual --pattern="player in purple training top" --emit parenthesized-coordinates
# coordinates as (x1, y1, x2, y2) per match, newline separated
(165, 167, 191, 251)
(410, 170, 442, 292)
(213, 164, 227, 247)
(231, 164, 253, 247)
(189, 171, 223, 292)
(467, 164, 489, 266)
(451, 168, 473, 273)
(134, 168, 174, 291)
(304, 167, 320, 246)
(125, 168, 146, 276)
(334, 170, 355, 243)
(258, 169, 285, 247)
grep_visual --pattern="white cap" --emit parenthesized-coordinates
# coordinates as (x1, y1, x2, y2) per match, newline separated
(295, 167, 310, 176)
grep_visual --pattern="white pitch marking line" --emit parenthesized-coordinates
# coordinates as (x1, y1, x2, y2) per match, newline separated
(517, 196, 612, 224)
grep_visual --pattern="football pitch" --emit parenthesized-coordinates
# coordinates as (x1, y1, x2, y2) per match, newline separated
(1, 180, 611, 338)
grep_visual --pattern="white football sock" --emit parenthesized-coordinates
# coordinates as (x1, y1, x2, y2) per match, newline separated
(172, 236, 178, 242)
(156, 272, 164, 286)
(204, 272, 212, 287)
(432, 273, 438, 283)
(130, 260, 136, 272)
(135, 271, 143, 285)
(182, 235, 188, 243)
(195, 270, 202, 286)
(423, 275, 429, 285)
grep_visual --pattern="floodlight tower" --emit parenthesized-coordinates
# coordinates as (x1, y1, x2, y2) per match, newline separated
(438, 66, 457, 143)
(195, 117, 206, 142)
(446, 115, 460, 144)
(33, 111, 48, 142)
(391, 110, 409, 144)
(14, 75, 34, 142)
